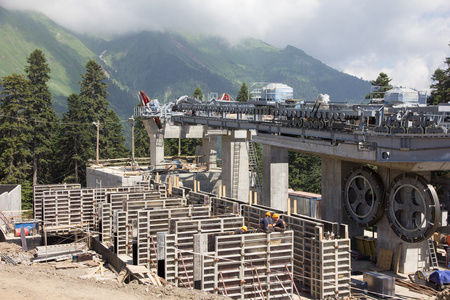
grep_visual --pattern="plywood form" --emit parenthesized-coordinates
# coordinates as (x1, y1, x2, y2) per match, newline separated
(136, 206, 211, 271)
(208, 196, 350, 299)
(163, 216, 244, 287)
(188, 191, 214, 206)
(194, 231, 294, 299)
(33, 184, 81, 220)
(210, 197, 242, 216)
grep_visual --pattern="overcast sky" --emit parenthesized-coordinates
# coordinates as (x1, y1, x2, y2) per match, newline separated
(2, 0, 449, 92)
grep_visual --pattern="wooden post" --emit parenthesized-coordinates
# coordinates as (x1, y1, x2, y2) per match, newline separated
(168, 177, 172, 195)
(253, 191, 257, 205)
(219, 185, 222, 198)
(194, 180, 197, 192)
(293, 199, 297, 215)
(197, 180, 200, 192)
(156, 172, 160, 183)
(222, 185, 226, 198)
(287, 198, 291, 216)
(176, 176, 180, 188)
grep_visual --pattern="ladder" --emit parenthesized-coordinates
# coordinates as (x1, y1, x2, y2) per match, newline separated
(247, 141, 262, 197)
(427, 238, 439, 270)
(231, 142, 240, 199)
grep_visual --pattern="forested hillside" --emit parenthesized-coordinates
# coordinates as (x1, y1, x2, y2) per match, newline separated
(0, 6, 371, 121)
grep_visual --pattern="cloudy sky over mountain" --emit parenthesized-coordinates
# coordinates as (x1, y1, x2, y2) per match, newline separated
(2, 0, 449, 91)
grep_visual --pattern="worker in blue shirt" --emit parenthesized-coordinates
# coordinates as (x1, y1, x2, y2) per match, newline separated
(260, 212, 274, 233)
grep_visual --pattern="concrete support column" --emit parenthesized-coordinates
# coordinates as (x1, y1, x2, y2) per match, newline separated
(261, 144, 289, 211)
(143, 119, 165, 166)
(320, 157, 363, 238)
(197, 136, 217, 170)
(221, 131, 249, 202)
(376, 167, 432, 274)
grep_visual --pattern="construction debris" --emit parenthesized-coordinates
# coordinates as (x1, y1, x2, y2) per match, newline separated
(396, 277, 438, 297)
(32, 242, 87, 263)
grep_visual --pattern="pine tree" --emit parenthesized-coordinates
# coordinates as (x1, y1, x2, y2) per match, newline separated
(56, 93, 90, 183)
(0, 74, 33, 207)
(25, 49, 58, 185)
(288, 152, 321, 194)
(192, 86, 203, 100)
(101, 109, 129, 159)
(236, 82, 249, 102)
(366, 72, 393, 99)
(429, 48, 450, 105)
(134, 117, 150, 157)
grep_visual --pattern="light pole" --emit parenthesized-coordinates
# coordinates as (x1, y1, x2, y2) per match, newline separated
(128, 116, 135, 170)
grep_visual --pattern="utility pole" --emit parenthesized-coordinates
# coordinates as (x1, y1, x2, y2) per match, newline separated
(128, 116, 135, 170)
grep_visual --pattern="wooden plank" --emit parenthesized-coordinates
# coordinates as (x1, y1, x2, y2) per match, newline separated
(377, 248, 393, 271)
(20, 227, 27, 251)
(393, 242, 402, 274)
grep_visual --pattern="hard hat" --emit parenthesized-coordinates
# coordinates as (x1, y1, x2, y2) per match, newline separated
(265, 212, 271, 217)
(273, 213, 279, 218)
(242, 226, 247, 231)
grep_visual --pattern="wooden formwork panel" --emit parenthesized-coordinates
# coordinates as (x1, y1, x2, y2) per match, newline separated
(125, 198, 186, 211)
(218, 200, 350, 299)
(163, 216, 245, 287)
(99, 203, 113, 244)
(282, 216, 322, 292)
(241, 205, 284, 231)
(171, 186, 189, 198)
(33, 183, 81, 221)
(42, 190, 70, 227)
(42, 189, 96, 230)
(187, 191, 212, 206)
(194, 231, 294, 300)
(153, 182, 167, 198)
(107, 191, 161, 212)
(210, 197, 241, 216)
(115, 211, 133, 255)
(136, 206, 211, 271)
(310, 226, 351, 299)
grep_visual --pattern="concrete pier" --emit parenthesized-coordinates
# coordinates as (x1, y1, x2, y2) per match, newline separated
(261, 144, 289, 211)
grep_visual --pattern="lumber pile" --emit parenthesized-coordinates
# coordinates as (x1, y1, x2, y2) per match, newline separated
(127, 265, 162, 286)
(395, 278, 437, 297)
(32, 242, 87, 263)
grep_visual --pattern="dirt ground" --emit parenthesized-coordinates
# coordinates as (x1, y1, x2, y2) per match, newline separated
(0, 242, 226, 300)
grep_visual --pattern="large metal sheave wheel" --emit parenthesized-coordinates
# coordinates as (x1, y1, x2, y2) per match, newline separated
(386, 174, 440, 243)
(343, 167, 385, 227)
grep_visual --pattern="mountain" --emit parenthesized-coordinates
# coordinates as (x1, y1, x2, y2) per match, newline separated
(0, 6, 371, 121)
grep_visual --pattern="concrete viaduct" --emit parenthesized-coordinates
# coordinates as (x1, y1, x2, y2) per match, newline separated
(137, 102, 450, 274)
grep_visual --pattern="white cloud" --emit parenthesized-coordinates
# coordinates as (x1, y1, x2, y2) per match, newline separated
(2, 0, 449, 91)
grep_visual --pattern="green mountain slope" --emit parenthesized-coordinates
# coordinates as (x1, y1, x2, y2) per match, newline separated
(0, 7, 98, 112)
(1, 6, 371, 120)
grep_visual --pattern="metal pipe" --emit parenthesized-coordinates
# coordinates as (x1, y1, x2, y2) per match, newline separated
(179, 251, 192, 289)
(219, 272, 228, 297)
(254, 267, 266, 300)
(286, 265, 301, 299)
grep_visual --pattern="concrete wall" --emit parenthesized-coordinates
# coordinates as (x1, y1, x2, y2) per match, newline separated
(86, 167, 144, 188)
(0, 185, 21, 222)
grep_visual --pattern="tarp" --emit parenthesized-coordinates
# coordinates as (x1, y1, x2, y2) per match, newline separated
(429, 270, 450, 286)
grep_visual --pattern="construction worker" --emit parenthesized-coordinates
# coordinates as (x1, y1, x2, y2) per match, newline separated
(233, 225, 247, 234)
(273, 213, 287, 232)
(260, 212, 274, 233)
